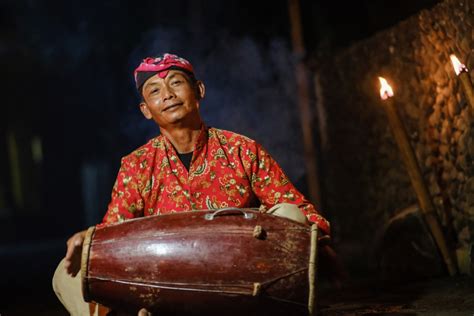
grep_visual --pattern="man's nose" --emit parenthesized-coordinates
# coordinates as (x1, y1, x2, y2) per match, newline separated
(162, 85, 175, 101)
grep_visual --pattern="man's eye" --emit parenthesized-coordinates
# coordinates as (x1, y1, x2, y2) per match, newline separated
(171, 80, 182, 85)
(150, 88, 159, 94)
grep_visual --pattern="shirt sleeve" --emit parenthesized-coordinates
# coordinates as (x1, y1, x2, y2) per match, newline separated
(99, 155, 145, 227)
(246, 142, 330, 235)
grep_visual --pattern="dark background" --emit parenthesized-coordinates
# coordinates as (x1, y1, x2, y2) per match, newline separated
(0, 0, 440, 313)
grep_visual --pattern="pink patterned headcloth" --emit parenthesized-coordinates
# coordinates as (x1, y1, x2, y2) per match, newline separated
(134, 53, 195, 91)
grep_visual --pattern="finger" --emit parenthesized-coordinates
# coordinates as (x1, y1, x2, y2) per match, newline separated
(64, 254, 74, 275)
(65, 235, 83, 260)
(64, 243, 76, 261)
(64, 238, 83, 276)
(73, 237, 83, 246)
(64, 245, 79, 263)
(69, 249, 80, 276)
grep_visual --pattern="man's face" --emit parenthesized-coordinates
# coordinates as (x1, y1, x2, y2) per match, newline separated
(139, 70, 204, 129)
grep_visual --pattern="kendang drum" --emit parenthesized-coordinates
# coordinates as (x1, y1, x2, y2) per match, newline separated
(81, 208, 318, 315)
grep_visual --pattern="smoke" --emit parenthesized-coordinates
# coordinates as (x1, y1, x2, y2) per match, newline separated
(9, 0, 309, 188)
(125, 27, 307, 184)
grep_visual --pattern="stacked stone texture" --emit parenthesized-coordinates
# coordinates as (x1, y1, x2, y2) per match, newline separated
(315, 0, 473, 269)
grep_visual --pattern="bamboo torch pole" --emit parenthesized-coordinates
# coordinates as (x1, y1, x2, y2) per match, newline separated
(378, 77, 457, 276)
(288, 0, 322, 204)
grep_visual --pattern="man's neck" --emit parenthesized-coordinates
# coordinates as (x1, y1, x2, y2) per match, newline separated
(160, 124, 202, 154)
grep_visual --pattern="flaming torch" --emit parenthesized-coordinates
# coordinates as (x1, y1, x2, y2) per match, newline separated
(378, 77, 457, 276)
(450, 54, 474, 110)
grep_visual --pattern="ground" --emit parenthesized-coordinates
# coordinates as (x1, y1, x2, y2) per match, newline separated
(2, 274, 473, 315)
(319, 275, 474, 316)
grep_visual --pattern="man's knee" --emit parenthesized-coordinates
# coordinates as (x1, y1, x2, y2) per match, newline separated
(266, 203, 308, 224)
(52, 259, 69, 299)
(52, 258, 92, 315)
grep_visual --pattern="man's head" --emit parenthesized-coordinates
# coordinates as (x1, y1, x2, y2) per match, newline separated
(134, 53, 205, 130)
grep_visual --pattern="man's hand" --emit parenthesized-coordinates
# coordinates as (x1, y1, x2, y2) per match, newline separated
(64, 229, 87, 277)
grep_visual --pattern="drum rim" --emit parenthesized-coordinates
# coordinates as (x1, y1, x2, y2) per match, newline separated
(96, 208, 261, 226)
(81, 225, 96, 302)
(88, 208, 310, 230)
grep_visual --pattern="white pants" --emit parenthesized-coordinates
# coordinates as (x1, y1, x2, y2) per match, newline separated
(53, 258, 111, 315)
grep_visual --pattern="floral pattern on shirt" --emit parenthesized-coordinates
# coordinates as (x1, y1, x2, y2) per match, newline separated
(101, 125, 330, 235)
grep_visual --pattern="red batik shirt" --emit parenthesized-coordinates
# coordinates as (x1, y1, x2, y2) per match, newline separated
(101, 125, 330, 235)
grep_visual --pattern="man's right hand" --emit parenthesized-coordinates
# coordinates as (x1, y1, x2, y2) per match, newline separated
(64, 229, 87, 277)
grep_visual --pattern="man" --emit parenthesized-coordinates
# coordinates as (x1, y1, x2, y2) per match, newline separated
(53, 53, 331, 315)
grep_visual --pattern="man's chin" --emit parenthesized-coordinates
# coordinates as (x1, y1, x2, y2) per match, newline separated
(157, 108, 201, 128)
(158, 114, 187, 127)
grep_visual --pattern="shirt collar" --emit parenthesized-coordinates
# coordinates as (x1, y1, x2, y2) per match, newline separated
(162, 123, 208, 154)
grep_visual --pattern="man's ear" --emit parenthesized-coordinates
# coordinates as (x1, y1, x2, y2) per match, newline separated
(196, 81, 205, 100)
(139, 102, 153, 120)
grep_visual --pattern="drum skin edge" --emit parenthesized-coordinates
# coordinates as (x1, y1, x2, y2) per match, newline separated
(81, 225, 96, 303)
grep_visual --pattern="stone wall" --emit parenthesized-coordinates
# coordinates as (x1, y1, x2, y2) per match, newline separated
(314, 0, 473, 276)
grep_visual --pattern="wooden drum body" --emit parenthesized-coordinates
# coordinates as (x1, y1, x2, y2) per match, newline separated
(81, 208, 317, 315)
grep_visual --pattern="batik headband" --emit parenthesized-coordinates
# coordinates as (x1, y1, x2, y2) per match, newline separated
(134, 53, 195, 92)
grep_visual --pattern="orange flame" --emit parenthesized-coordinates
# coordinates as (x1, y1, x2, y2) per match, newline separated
(378, 77, 394, 100)
(450, 54, 468, 76)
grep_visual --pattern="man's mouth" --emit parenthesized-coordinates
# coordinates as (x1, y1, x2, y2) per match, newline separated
(162, 102, 183, 112)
